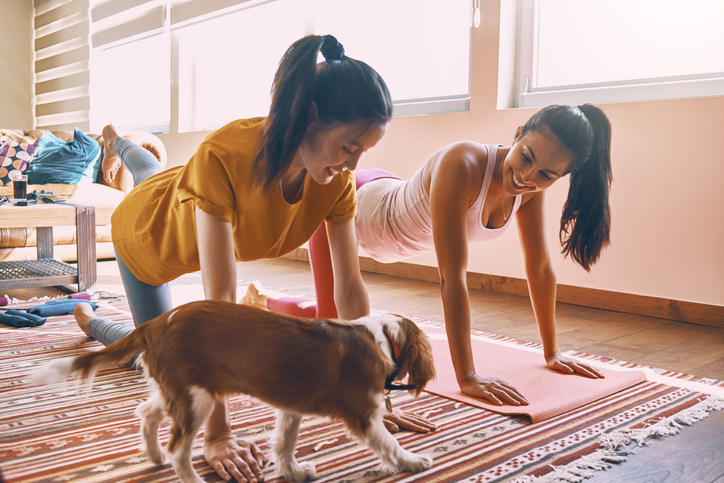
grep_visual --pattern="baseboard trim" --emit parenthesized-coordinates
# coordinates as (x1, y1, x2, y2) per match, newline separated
(282, 248, 723, 328)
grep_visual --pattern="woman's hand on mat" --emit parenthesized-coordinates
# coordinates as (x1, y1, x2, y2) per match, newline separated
(204, 432, 266, 482)
(462, 374, 529, 406)
(383, 408, 437, 433)
(546, 352, 605, 379)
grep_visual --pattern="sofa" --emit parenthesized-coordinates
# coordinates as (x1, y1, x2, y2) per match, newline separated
(0, 129, 167, 262)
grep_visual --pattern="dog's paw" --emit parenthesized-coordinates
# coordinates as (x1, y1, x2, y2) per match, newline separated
(409, 453, 433, 471)
(142, 445, 168, 466)
(389, 453, 432, 473)
(279, 461, 316, 482)
(146, 450, 168, 466)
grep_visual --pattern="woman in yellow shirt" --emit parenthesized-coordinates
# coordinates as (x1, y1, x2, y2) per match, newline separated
(74, 35, 430, 483)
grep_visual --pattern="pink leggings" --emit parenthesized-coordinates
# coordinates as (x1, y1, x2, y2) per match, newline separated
(267, 167, 403, 319)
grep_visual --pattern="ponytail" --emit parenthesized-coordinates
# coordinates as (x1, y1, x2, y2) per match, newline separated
(254, 35, 392, 191)
(522, 104, 613, 271)
(559, 104, 612, 271)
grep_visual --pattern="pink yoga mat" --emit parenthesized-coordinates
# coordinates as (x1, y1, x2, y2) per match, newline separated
(419, 325, 647, 423)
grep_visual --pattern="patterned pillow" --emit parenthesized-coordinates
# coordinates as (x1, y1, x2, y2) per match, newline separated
(0, 141, 37, 187)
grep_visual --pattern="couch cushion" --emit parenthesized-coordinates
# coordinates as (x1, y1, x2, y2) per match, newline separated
(0, 141, 37, 186)
(66, 180, 126, 206)
(25, 128, 101, 184)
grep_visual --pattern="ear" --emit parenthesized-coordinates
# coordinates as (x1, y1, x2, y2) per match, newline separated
(396, 319, 436, 397)
(513, 125, 523, 143)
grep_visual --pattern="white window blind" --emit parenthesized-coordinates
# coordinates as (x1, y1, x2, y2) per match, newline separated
(313, 0, 471, 116)
(175, 0, 305, 132)
(516, 0, 724, 107)
(33, 0, 91, 131)
(172, 0, 471, 132)
(90, 32, 170, 132)
(169, 0, 259, 26)
(89, 0, 170, 132)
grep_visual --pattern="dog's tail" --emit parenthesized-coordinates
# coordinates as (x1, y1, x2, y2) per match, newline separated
(30, 326, 146, 388)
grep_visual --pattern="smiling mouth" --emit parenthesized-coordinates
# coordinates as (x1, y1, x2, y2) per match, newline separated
(512, 172, 527, 189)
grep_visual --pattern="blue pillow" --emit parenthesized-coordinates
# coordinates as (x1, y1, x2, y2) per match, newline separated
(26, 128, 101, 184)
(36, 129, 65, 149)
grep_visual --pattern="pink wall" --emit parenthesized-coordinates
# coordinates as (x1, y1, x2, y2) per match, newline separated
(159, 1, 724, 306)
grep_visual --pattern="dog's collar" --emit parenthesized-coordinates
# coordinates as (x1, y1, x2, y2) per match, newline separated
(383, 325, 418, 391)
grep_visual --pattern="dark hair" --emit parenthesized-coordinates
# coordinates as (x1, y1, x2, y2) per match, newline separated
(254, 35, 393, 190)
(520, 104, 613, 271)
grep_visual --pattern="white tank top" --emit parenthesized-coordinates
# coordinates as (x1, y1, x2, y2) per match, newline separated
(356, 144, 521, 263)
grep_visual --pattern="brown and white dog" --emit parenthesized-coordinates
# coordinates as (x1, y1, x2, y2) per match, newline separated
(31, 301, 436, 483)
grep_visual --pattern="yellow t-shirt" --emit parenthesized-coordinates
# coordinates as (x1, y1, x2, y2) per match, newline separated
(111, 117, 357, 286)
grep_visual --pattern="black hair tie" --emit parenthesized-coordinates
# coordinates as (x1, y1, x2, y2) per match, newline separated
(321, 34, 345, 63)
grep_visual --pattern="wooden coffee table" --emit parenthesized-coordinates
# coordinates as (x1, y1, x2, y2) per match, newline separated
(0, 203, 113, 292)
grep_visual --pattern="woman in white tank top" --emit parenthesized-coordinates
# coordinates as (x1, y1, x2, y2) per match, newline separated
(246, 104, 614, 420)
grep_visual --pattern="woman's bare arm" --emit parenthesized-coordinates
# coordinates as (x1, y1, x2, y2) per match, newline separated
(196, 207, 237, 303)
(326, 218, 369, 320)
(430, 149, 528, 405)
(516, 193, 603, 379)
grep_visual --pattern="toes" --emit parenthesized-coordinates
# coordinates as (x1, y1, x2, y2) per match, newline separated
(102, 156, 121, 183)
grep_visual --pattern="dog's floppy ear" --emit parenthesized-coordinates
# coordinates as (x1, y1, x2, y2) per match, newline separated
(395, 317, 436, 397)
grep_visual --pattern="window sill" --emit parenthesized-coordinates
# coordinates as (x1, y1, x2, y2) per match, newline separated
(519, 77, 724, 108)
(393, 96, 470, 117)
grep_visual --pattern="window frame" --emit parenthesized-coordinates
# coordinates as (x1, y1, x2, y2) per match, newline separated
(514, 0, 724, 108)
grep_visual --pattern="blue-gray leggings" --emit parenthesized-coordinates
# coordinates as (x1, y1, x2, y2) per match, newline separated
(87, 136, 173, 346)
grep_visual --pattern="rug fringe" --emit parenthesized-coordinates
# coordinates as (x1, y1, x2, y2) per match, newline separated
(512, 395, 723, 483)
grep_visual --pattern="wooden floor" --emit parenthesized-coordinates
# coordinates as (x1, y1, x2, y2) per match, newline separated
(5, 257, 724, 482)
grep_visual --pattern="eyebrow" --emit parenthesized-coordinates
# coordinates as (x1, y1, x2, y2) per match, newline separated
(527, 146, 561, 178)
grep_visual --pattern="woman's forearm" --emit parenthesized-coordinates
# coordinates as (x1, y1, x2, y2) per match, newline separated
(196, 207, 237, 303)
(205, 398, 231, 441)
(326, 219, 370, 320)
(526, 267, 560, 359)
(334, 277, 369, 320)
(440, 277, 476, 385)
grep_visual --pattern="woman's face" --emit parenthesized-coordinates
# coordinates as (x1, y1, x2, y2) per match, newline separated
(502, 128, 573, 195)
(300, 121, 387, 185)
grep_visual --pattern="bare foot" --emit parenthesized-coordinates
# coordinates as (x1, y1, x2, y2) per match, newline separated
(101, 124, 122, 184)
(74, 302, 96, 337)
(240, 281, 270, 311)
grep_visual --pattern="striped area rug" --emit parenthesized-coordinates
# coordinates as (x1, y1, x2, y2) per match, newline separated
(1, 297, 722, 483)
